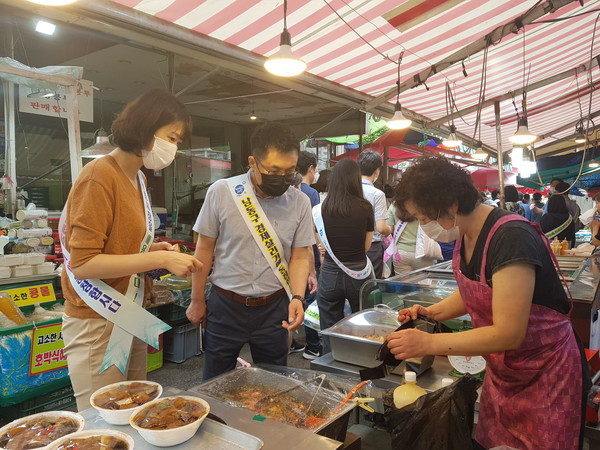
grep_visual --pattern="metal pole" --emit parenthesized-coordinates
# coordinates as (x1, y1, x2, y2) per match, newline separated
(66, 84, 82, 182)
(494, 101, 505, 209)
(5, 81, 16, 218)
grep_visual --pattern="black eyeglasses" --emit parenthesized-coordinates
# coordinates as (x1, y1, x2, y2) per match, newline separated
(255, 158, 297, 182)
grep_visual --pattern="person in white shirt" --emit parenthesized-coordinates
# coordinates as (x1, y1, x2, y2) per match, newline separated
(357, 151, 392, 278)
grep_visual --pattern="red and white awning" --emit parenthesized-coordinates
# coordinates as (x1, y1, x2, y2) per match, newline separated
(110, 0, 600, 153)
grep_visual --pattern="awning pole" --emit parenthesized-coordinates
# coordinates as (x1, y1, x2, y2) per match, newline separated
(494, 101, 505, 209)
(5, 80, 16, 218)
(66, 84, 82, 182)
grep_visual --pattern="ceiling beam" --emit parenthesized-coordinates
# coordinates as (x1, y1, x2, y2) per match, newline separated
(365, 0, 580, 110)
(427, 58, 599, 129)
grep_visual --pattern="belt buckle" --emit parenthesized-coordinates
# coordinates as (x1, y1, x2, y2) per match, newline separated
(245, 296, 259, 306)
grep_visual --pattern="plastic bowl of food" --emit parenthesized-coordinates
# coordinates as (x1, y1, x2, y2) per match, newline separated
(0, 411, 84, 449)
(130, 395, 209, 447)
(90, 380, 162, 425)
(47, 429, 134, 450)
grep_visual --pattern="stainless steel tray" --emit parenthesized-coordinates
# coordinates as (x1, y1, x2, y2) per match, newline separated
(195, 366, 355, 433)
(321, 308, 400, 368)
(80, 409, 264, 449)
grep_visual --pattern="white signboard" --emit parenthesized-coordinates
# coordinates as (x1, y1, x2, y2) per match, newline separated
(18, 79, 94, 123)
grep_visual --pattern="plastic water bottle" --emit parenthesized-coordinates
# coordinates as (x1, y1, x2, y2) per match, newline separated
(393, 371, 427, 409)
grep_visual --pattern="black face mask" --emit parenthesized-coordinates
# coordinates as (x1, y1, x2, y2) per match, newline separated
(258, 173, 291, 197)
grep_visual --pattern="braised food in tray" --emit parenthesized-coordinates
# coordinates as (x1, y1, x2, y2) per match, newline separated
(222, 387, 328, 430)
(133, 397, 207, 430)
(0, 416, 80, 449)
(93, 381, 160, 410)
(55, 436, 129, 450)
(362, 334, 386, 342)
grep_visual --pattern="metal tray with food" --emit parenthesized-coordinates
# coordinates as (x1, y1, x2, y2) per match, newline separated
(80, 409, 264, 449)
(194, 366, 355, 435)
(321, 308, 401, 368)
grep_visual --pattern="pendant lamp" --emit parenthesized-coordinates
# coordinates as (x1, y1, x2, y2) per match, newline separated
(387, 53, 411, 130)
(444, 125, 462, 148)
(26, 0, 78, 5)
(264, 0, 306, 77)
(81, 129, 114, 159)
(509, 118, 537, 145)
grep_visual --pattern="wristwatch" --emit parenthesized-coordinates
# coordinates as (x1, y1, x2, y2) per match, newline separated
(291, 294, 305, 303)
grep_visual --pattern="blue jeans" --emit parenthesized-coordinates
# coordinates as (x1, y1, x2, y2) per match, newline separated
(203, 287, 288, 381)
(317, 259, 367, 354)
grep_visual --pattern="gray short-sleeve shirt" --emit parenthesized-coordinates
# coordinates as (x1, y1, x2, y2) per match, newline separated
(193, 172, 315, 296)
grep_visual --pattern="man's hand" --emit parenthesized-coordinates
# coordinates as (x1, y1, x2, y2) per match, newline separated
(186, 298, 206, 328)
(308, 273, 318, 294)
(282, 298, 305, 331)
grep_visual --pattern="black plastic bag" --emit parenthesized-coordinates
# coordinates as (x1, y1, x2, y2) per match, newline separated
(383, 375, 482, 450)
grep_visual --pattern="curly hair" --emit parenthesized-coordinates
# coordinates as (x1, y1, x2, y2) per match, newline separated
(392, 155, 480, 219)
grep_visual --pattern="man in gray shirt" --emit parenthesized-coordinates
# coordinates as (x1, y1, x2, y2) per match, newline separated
(358, 151, 392, 278)
(188, 122, 314, 380)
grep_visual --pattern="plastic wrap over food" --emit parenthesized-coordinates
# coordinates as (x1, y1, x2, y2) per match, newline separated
(195, 365, 369, 431)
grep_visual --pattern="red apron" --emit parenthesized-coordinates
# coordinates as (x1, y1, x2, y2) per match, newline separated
(452, 214, 582, 449)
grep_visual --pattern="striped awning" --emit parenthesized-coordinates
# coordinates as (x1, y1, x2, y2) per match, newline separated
(110, 0, 600, 154)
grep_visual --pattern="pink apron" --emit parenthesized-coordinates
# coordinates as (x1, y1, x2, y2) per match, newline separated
(452, 214, 582, 449)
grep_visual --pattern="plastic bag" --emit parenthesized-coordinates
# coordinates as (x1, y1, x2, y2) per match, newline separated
(383, 375, 481, 450)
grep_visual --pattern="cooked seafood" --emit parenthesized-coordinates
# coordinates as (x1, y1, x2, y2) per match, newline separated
(94, 382, 160, 410)
(134, 397, 206, 430)
(56, 436, 128, 450)
(221, 387, 328, 430)
(0, 416, 80, 449)
(362, 334, 386, 342)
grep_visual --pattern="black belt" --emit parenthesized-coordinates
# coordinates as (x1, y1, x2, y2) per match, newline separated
(213, 285, 285, 307)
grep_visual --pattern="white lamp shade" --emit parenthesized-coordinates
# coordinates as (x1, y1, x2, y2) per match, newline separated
(510, 146, 523, 166)
(264, 44, 306, 77)
(387, 109, 411, 130)
(81, 131, 114, 158)
(471, 149, 487, 160)
(444, 132, 462, 148)
(509, 118, 537, 145)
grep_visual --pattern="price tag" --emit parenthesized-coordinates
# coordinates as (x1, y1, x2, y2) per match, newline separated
(3, 283, 56, 307)
(29, 322, 67, 375)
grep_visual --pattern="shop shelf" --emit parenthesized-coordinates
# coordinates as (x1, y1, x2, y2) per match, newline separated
(163, 322, 202, 364)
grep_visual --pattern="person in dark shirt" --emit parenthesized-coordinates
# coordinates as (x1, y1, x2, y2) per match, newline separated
(315, 159, 374, 353)
(385, 155, 586, 450)
(529, 192, 544, 223)
(540, 194, 576, 248)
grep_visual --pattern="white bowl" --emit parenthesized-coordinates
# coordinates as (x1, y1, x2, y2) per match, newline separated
(0, 410, 84, 449)
(47, 429, 134, 450)
(90, 380, 162, 426)
(130, 395, 210, 447)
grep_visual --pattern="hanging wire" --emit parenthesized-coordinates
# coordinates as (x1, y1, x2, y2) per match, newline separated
(283, 0, 288, 30)
(395, 51, 405, 103)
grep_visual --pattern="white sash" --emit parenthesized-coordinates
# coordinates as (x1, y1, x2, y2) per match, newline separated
(226, 173, 292, 298)
(59, 172, 171, 374)
(384, 221, 408, 262)
(312, 204, 373, 279)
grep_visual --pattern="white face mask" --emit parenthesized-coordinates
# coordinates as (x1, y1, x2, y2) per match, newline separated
(142, 136, 177, 170)
(313, 171, 320, 184)
(420, 213, 461, 243)
(549, 186, 557, 194)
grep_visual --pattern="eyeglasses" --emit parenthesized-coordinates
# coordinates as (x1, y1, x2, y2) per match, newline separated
(255, 158, 297, 182)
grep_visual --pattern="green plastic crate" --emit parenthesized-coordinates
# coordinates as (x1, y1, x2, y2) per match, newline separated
(147, 349, 163, 372)
(0, 385, 76, 420)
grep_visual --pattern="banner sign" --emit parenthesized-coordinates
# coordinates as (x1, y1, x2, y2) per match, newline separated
(5, 283, 56, 307)
(29, 322, 67, 375)
(18, 79, 94, 123)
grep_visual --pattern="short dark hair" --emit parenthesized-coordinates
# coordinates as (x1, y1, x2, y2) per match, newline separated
(523, 193, 530, 201)
(297, 151, 317, 175)
(392, 155, 480, 219)
(547, 194, 569, 215)
(555, 181, 571, 195)
(533, 192, 542, 201)
(323, 159, 372, 218)
(312, 168, 330, 193)
(250, 122, 299, 160)
(491, 190, 499, 200)
(111, 89, 191, 156)
(504, 185, 519, 203)
(551, 177, 563, 184)
(357, 150, 382, 176)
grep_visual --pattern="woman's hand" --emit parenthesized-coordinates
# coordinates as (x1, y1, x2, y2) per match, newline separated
(397, 304, 431, 324)
(387, 328, 433, 360)
(150, 242, 175, 252)
(161, 251, 203, 278)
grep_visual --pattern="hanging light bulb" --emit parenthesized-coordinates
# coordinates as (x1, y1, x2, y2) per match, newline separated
(574, 122, 587, 144)
(387, 101, 411, 130)
(81, 129, 114, 159)
(510, 146, 524, 167)
(249, 101, 257, 120)
(471, 142, 487, 160)
(510, 117, 537, 145)
(264, 0, 306, 77)
(444, 125, 462, 148)
(590, 161, 599, 168)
